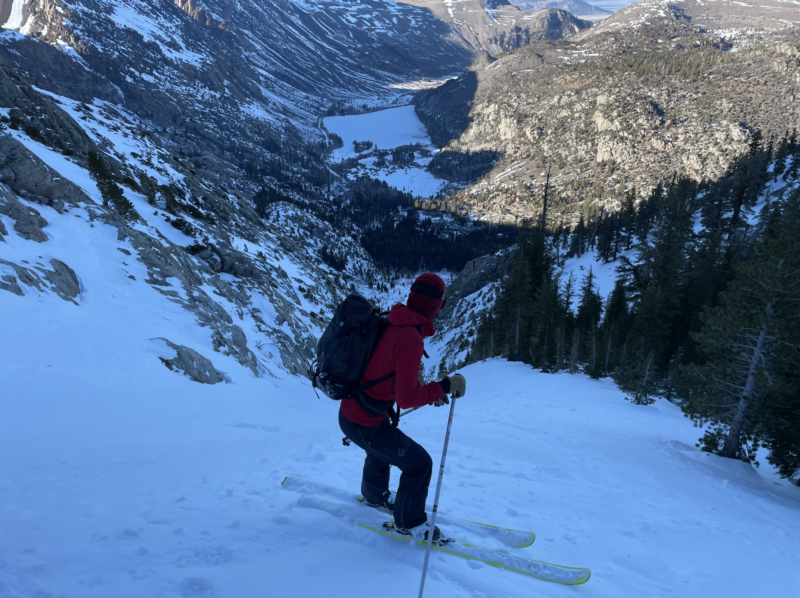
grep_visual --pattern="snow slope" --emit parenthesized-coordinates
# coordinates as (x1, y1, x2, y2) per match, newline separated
(2, 328, 798, 598)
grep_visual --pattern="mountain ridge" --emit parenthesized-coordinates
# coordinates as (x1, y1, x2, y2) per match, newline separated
(398, 0, 593, 55)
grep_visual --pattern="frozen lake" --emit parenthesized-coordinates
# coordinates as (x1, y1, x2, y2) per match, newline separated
(323, 105, 448, 197)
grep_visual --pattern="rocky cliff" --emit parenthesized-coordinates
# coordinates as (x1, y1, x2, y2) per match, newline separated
(414, 2, 800, 220)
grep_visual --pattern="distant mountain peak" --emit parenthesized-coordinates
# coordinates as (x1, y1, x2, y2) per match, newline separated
(510, 0, 613, 17)
(397, 0, 592, 55)
(581, 0, 800, 34)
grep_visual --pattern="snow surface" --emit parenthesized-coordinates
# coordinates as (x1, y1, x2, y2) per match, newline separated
(1, 0, 26, 30)
(2, 276, 799, 598)
(561, 246, 635, 305)
(325, 106, 432, 161)
(323, 105, 448, 196)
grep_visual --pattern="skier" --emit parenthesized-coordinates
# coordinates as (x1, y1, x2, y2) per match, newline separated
(338, 272, 467, 543)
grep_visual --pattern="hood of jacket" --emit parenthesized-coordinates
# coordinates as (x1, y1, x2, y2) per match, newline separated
(388, 303, 436, 338)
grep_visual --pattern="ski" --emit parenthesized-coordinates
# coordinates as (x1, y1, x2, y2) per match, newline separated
(281, 476, 534, 549)
(293, 493, 591, 586)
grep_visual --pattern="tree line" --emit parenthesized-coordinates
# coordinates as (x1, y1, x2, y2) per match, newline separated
(466, 131, 800, 479)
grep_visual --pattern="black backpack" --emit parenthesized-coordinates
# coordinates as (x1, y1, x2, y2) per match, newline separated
(310, 293, 395, 404)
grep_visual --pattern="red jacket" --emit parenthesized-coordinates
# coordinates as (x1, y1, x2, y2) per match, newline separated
(340, 303, 445, 426)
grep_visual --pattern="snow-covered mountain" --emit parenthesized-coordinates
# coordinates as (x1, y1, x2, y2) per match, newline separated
(0, 0, 477, 382)
(512, 0, 612, 19)
(399, 0, 593, 55)
(413, 2, 800, 200)
(0, 0, 475, 172)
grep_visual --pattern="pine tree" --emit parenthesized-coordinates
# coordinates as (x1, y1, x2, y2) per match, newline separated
(630, 178, 696, 372)
(788, 128, 800, 180)
(595, 215, 614, 263)
(570, 215, 587, 257)
(529, 253, 562, 371)
(621, 189, 637, 250)
(87, 150, 135, 218)
(497, 238, 534, 361)
(576, 267, 603, 377)
(681, 206, 800, 462)
(600, 275, 629, 375)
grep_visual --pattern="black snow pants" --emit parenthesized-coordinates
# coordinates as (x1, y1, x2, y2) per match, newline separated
(339, 411, 433, 530)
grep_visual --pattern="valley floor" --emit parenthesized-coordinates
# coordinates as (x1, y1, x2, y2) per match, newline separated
(323, 105, 448, 197)
(1, 349, 798, 597)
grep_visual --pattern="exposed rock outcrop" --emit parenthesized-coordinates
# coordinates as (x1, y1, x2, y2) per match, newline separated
(155, 338, 224, 384)
(0, 136, 91, 206)
(0, 57, 101, 160)
(0, 187, 48, 242)
(45, 259, 80, 300)
(440, 248, 514, 321)
(0, 257, 80, 303)
(414, 13, 800, 223)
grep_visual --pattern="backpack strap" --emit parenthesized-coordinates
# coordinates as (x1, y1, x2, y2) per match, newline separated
(354, 371, 395, 393)
(412, 325, 430, 359)
(354, 390, 394, 416)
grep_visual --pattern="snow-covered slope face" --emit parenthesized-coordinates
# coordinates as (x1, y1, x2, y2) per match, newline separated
(0, 60, 386, 382)
(0, 0, 474, 380)
(2, 356, 798, 596)
(0, 0, 473, 168)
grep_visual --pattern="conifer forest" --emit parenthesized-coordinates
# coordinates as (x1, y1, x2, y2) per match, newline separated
(467, 132, 800, 478)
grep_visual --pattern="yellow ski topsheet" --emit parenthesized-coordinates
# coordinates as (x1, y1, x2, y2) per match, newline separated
(282, 476, 534, 548)
(283, 477, 591, 585)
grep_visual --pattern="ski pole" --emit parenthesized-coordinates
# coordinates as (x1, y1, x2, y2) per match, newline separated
(399, 406, 423, 418)
(418, 397, 457, 598)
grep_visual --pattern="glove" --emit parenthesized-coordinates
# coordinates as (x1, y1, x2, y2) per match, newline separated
(445, 373, 466, 399)
(433, 396, 449, 407)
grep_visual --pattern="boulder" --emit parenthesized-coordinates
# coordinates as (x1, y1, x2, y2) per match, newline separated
(45, 259, 80, 300)
(195, 247, 222, 272)
(214, 246, 263, 280)
(0, 262, 23, 296)
(155, 338, 224, 384)
(0, 135, 91, 206)
(0, 258, 44, 296)
(0, 187, 48, 242)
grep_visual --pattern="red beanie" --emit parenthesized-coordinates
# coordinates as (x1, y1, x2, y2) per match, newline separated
(408, 273, 446, 321)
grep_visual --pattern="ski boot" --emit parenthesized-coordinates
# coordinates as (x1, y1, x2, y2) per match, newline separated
(392, 520, 444, 545)
(364, 489, 395, 512)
